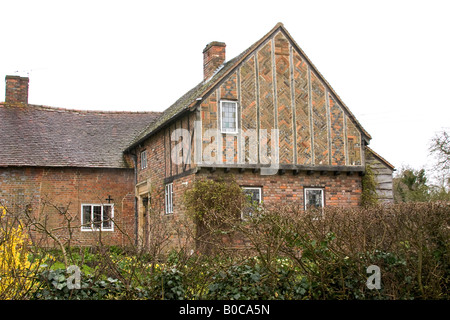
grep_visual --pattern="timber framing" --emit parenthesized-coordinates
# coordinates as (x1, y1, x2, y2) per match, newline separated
(194, 164, 365, 174)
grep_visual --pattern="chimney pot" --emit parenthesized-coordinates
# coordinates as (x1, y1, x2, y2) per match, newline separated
(5, 75, 29, 105)
(203, 41, 226, 81)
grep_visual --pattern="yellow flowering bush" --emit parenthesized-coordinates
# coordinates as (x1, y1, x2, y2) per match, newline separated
(0, 207, 40, 299)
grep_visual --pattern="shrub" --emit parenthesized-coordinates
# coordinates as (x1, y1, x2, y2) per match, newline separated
(0, 211, 40, 299)
(183, 177, 247, 252)
(205, 257, 309, 300)
(149, 266, 185, 300)
(8, 201, 447, 300)
(361, 163, 379, 207)
(32, 268, 130, 300)
(184, 177, 245, 225)
(241, 202, 450, 299)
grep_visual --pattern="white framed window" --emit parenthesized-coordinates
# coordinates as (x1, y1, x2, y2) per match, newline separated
(220, 100, 238, 134)
(81, 204, 114, 231)
(165, 183, 173, 214)
(241, 187, 262, 219)
(140, 150, 147, 170)
(304, 188, 325, 211)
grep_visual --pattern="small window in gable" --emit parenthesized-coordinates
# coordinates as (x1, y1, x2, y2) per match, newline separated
(140, 150, 147, 170)
(220, 101, 238, 134)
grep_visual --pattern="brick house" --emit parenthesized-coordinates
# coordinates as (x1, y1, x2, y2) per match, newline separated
(1, 23, 394, 248)
(124, 23, 394, 247)
(0, 76, 160, 246)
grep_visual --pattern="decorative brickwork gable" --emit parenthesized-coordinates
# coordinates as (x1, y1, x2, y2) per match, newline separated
(219, 71, 238, 101)
(346, 115, 362, 166)
(240, 56, 258, 164)
(293, 50, 312, 165)
(311, 72, 329, 166)
(127, 23, 372, 154)
(275, 32, 294, 165)
(329, 94, 346, 166)
(192, 27, 367, 171)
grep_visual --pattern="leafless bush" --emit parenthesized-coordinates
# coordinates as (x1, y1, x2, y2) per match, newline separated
(238, 202, 449, 299)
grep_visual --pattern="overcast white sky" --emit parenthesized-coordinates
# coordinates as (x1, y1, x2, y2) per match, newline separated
(1, 0, 449, 173)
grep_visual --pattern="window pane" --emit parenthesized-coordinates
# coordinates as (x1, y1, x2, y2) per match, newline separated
(171, 185, 173, 211)
(242, 188, 261, 218)
(93, 206, 102, 229)
(221, 102, 237, 133)
(165, 185, 168, 213)
(165, 186, 168, 213)
(243, 188, 260, 204)
(169, 184, 173, 213)
(103, 205, 112, 229)
(140, 150, 147, 169)
(82, 205, 91, 229)
(305, 189, 323, 209)
(165, 184, 173, 214)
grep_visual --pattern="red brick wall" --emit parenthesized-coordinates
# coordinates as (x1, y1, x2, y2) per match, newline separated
(137, 129, 167, 213)
(165, 173, 196, 251)
(150, 169, 361, 251)
(195, 169, 362, 209)
(203, 42, 226, 81)
(134, 122, 197, 252)
(191, 169, 361, 250)
(5, 75, 29, 105)
(136, 112, 197, 212)
(133, 107, 362, 250)
(0, 166, 136, 246)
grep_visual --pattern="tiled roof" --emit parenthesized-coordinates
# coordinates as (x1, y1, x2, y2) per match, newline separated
(126, 26, 274, 151)
(127, 61, 235, 150)
(0, 103, 160, 168)
(126, 23, 371, 151)
(366, 146, 395, 170)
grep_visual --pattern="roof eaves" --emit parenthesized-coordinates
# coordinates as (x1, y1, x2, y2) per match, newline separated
(125, 108, 192, 152)
(26, 103, 161, 116)
(0, 103, 161, 168)
(0, 164, 131, 169)
(366, 146, 395, 170)
(124, 81, 207, 151)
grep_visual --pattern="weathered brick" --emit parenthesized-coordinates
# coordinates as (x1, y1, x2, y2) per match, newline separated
(0, 167, 135, 246)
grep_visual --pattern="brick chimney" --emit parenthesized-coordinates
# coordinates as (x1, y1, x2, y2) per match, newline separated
(203, 41, 226, 81)
(5, 75, 29, 105)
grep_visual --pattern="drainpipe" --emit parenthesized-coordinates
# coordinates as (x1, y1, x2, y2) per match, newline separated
(130, 151, 139, 247)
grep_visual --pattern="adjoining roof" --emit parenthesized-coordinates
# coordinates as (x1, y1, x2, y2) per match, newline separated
(366, 146, 395, 170)
(0, 103, 160, 168)
(126, 22, 372, 151)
